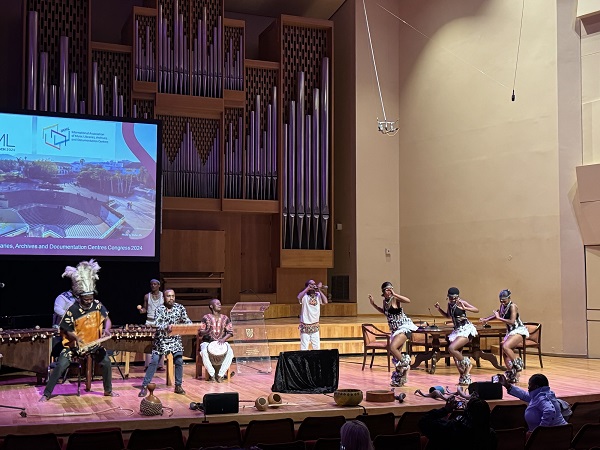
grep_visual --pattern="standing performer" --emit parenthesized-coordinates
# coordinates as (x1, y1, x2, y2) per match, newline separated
(138, 279, 164, 371)
(479, 289, 528, 383)
(138, 289, 191, 396)
(434, 287, 479, 385)
(41, 259, 117, 401)
(198, 299, 234, 382)
(368, 281, 416, 387)
(53, 288, 77, 328)
(298, 279, 328, 350)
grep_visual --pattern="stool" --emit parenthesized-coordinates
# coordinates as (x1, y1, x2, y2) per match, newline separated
(47, 354, 92, 395)
(195, 356, 232, 381)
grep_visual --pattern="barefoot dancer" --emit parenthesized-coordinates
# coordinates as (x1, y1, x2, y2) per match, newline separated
(480, 289, 528, 383)
(369, 281, 417, 387)
(434, 287, 479, 385)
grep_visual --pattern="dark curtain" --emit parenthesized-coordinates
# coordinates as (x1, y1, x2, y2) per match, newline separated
(271, 349, 339, 394)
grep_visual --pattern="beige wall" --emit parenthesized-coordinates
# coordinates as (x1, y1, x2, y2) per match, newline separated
(335, 0, 587, 355)
(353, 0, 403, 313)
(581, 10, 600, 357)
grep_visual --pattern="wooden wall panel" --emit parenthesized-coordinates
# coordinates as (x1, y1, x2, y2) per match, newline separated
(160, 229, 225, 272)
(162, 209, 274, 304)
(276, 267, 328, 304)
(241, 214, 275, 292)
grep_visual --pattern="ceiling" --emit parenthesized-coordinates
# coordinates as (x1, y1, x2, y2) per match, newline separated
(224, 0, 347, 20)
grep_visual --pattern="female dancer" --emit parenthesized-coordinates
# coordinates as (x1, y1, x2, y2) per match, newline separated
(480, 289, 528, 383)
(434, 287, 479, 385)
(369, 281, 417, 387)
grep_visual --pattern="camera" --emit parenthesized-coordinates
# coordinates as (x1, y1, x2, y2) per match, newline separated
(491, 374, 500, 383)
(455, 400, 465, 409)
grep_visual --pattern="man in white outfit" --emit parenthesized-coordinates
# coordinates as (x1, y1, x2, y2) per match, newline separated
(198, 299, 234, 382)
(298, 279, 328, 350)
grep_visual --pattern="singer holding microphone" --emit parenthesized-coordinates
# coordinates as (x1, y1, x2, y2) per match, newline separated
(434, 287, 479, 386)
(298, 279, 328, 350)
(369, 282, 417, 387)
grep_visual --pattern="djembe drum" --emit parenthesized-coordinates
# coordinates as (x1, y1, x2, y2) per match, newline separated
(207, 341, 228, 367)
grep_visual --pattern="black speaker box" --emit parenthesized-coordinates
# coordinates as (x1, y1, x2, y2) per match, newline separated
(468, 382, 503, 400)
(202, 392, 239, 414)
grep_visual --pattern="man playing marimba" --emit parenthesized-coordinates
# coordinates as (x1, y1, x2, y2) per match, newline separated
(198, 299, 234, 383)
(138, 289, 192, 396)
(41, 259, 117, 402)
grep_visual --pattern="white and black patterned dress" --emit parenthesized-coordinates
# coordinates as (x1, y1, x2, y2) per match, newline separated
(384, 300, 417, 338)
(447, 303, 477, 343)
(501, 302, 529, 339)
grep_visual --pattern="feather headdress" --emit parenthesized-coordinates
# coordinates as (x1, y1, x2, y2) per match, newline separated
(62, 259, 101, 296)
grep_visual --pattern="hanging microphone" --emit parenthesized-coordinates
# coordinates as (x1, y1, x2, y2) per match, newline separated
(511, 90, 516, 101)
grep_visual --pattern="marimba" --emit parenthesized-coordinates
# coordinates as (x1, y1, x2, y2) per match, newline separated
(104, 324, 157, 377)
(168, 323, 203, 335)
(0, 327, 57, 383)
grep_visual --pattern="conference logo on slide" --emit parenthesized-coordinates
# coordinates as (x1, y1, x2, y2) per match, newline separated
(0, 132, 16, 152)
(43, 123, 71, 150)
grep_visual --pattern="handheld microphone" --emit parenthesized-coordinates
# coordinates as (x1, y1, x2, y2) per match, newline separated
(189, 402, 203, 411)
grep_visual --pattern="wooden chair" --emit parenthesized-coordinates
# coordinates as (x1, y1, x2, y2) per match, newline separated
(570, 423, 600, 450)
(512, 322, 543, 369)
(490, 404, 528, 430)
(127, 426, 185, 450)
(242, 418, 296, 447)
(361, 324, 391, 371)
(568, 399, 600, 435)
(66, 428, 124, 450)
(373, 432, 421, 450)
(524, 424, 572, 450)
(406, 331, 431, 369)
(186, 421, 242, 450)
(356, 412, 396, 439)
(495, 427, 526, 450)
(296, 415, 346, 441)
(195, 335, 232, 380)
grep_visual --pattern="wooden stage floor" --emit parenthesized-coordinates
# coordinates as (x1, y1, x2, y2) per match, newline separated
(1, 351, 600, 438)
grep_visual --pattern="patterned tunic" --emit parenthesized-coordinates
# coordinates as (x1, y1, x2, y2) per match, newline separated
(61, 299, 108, 347)
(152, 303, 192, 355)
(200, 313, 233, 343)
(383, 300, 417, 337)
(501, 302, 529, 338)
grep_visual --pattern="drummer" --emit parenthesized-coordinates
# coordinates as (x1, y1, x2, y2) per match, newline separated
(138, 289, 192, 397)
(198, 299, 234, 383)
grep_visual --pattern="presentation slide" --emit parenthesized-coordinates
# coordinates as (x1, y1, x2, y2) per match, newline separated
(0, 112, 160, 258)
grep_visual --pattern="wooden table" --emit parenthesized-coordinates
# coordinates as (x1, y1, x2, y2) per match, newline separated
(410, 324, 506, 374)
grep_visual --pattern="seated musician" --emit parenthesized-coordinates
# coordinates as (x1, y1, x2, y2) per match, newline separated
(138, 289, 191, 396)
(40, 259, 117, 402)
(198, 299, 234, 383)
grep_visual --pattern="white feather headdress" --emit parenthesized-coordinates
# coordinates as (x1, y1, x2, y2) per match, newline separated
(62, 259, 101, 296)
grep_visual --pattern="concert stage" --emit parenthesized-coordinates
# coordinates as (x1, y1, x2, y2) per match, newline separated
(1, 317, 600, 440)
